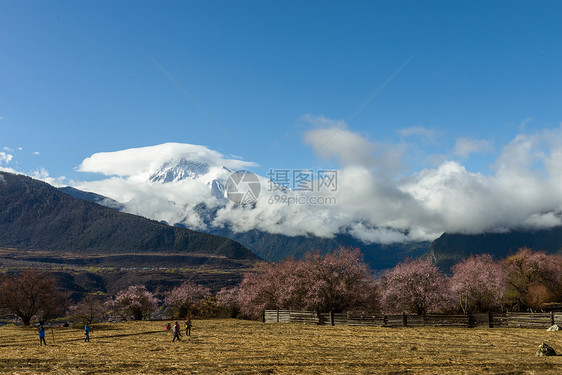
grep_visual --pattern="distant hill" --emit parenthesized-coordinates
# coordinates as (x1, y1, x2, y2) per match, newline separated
(426, 228, 562, 271)
(60, 186, 125, 211)
(0, 172, 255, 260)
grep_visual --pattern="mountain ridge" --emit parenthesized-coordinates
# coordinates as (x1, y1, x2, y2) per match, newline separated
(426, 227, 562, 270)
(0, 171, 255, 260)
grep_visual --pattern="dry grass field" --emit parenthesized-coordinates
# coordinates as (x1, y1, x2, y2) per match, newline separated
(1, 319, 561, 374)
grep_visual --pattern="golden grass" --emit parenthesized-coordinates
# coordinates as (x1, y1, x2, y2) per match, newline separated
(1, 319, 561, 374)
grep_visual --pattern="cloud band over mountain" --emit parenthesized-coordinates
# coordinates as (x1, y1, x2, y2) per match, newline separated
(68, 122, 562, 244)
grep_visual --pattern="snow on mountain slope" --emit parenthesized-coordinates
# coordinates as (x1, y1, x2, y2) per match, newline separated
(147, 159, 232, 200)
(74, 143, 255, 230)
(149, 159, 211, 183)
(74, 142, 426, 244)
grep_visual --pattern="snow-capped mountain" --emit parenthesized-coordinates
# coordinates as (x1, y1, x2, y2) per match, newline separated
(147, 158, 234, 200)
(73, 142, 431, 252)
(70, 143, 435, 267)
(149, 160, 212, 183)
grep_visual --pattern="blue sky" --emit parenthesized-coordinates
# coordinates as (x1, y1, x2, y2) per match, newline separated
(1, 0, 561, 181)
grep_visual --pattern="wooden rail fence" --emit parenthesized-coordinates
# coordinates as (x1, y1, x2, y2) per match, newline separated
(264, 310, 562, 329)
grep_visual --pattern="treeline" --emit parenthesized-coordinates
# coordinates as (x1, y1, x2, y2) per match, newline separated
(0, 271, 227, 326)
(225, 247, 562, 319)
(1, 247, 561, 325)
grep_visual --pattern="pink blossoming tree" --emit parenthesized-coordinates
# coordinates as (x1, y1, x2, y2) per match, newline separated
(164, 282, 211, 318)
(302, 247, 378, 313)
(106, 285, 159, 321)
(237, 258, 307, 319)
(381, 259, 452, 315)
(216, 286, 241, 318)
(450, 254, 505, 312)
(237, 247, 378, 318)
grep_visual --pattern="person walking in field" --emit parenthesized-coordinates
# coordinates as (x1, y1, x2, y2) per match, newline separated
(84, 324, 91, 342)
(185, 316, 192, 336)
(38, 326, 47, 346)
(165, 322, 172, 335)
(172, 321, 182, 342)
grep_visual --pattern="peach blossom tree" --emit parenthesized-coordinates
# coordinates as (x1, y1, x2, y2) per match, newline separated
(381, 259, 452, 315)
(106, 285, 159, 321)
(450, 254, 505, 312)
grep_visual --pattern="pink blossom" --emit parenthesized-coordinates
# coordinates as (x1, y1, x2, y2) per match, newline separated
(301, 247, 377, 313)
(164, 282, 211, 318)
(381, 259, 452, 315)
(450, 254, 505, 312)
(106, 285, 159, 320)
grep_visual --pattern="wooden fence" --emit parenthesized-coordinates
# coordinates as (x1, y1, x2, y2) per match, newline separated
(264, 310, 562, 329)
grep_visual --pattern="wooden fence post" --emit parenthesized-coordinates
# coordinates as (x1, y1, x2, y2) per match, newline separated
(551, 311, 555, 326)
(402, 313, 407, 327)
(488, 311, 493, 328)
(262, 311, 265, 323)
(277, 309, 280, 323)
(330, 311, 335, 326)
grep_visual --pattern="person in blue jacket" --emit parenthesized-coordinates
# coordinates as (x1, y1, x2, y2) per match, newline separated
(38, 326, 47, 346)
(84, 324, 91, 342)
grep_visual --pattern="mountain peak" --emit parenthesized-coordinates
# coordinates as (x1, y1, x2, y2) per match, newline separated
(149, 159, 211, 183)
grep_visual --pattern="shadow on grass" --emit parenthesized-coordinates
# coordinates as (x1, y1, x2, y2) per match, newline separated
(0, 329, 164, 348)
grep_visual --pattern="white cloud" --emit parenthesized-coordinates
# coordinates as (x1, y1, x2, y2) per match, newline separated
(348, 223, 410, 244)
(303, 116, 405, 174)
(304, 126, 376, 167)
(0, 166, 18, 174)
(78, 142, 255, 179)
(454, 137, 493, 158)
(69, 121, 562, 245)
(0, 152, 13, 164)
(30, 168, 67, 187)
(33, 151, 40, 155)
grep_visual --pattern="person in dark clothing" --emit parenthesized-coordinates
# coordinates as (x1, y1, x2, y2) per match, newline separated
(38, 326, 47, 346)
(185, 316, 192, 336)
(172, 321, 182, 342)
